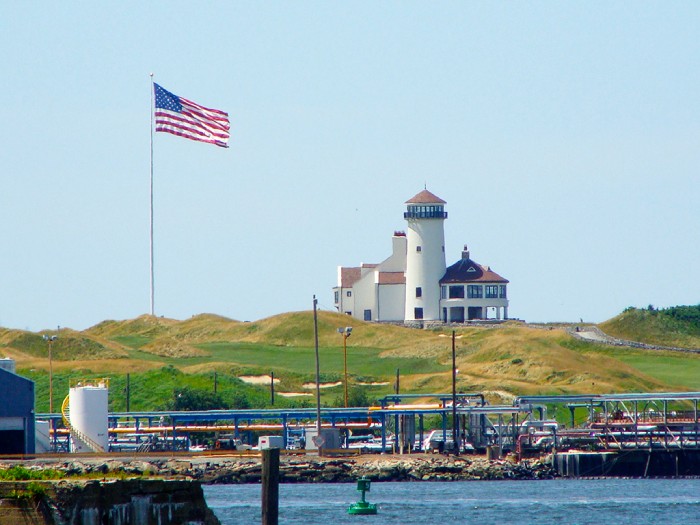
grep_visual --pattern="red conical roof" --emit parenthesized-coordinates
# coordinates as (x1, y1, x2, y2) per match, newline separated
(405, 189, 446, 204)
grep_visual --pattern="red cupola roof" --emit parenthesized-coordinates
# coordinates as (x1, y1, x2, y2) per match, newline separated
(405, 189, 446, 204)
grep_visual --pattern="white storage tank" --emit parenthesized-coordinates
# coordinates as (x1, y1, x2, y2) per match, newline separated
(68, 380, 109, 453)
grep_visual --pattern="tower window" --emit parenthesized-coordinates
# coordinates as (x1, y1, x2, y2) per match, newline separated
(416, 287, 422, 298)
(416, 246, 422, 252)
(414, 307, 424, 320)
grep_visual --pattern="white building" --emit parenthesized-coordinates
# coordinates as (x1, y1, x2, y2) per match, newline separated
(333, 189, 509, 324)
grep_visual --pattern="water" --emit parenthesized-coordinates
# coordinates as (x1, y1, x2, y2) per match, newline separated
(204, 478, 700, 524)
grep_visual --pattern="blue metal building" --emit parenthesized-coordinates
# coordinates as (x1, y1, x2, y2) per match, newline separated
(0, 367, 35, 454)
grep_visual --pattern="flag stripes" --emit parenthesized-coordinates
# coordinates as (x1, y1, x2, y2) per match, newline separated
(154, 83, 230, 148)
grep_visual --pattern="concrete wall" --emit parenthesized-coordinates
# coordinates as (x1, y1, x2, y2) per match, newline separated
(352, 272, 378, 321)
(554, 450, 700, 477)
(377, 283, 405, 321)
(0, 479, 220, 525)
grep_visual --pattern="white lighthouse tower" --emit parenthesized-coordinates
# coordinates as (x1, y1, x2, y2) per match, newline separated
(403, 189, 447, 322)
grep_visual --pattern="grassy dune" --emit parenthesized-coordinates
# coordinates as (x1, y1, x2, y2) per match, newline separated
(2, 309, 700, 411)
(601, 306, 700, 349)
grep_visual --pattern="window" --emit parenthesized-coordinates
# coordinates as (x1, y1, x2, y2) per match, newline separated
(403, 205, 447, 219)
(441, 286, 447, 299)
(416, 246, 422, 252)
(499, 285, 507, 298)
(363, 309, 372, 321)
(346, 291, 352, 297)
(485, 285, 499, 298)
(416, 287, 422, 298)
(414, 307, 424, 320)
(467, 285, 483, 298)
(449, 285, 465, 299)
(334, 291, 339, 303)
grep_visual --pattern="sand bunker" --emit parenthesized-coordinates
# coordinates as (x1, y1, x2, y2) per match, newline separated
(239, 375, 280, 385)
(302, 381, 342, 389)
(357, 381, 391, 386)
(278, 392, 313, 398)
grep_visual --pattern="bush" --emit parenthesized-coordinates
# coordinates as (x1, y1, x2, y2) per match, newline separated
(662, 305, 700, 326)
(166, 387, 227, 411)
(0, 466, 63, 481)
(332, 387, 373, 408)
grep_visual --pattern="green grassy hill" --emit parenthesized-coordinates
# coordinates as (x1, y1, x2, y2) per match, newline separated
(600, 305, 700, 349)
(2, 307, 700, 412)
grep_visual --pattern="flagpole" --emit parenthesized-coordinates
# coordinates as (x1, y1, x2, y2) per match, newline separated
(149, 73, 155, 316)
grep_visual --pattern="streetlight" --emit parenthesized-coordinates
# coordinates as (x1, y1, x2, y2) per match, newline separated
(337, 327, 352, 408)
(42, 335, 57, 413)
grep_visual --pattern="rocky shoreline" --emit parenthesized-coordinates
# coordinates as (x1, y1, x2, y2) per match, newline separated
(3, 454, 558, 484)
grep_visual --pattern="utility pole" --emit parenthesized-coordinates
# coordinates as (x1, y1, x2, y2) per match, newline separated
(452, 330, 459, 455)
(43, 335, 57, 413)
(126, 373, 131, 412)
(270, 371, 275, 406)
(337, 327, 352, 407)
(313, 296, 322, 455)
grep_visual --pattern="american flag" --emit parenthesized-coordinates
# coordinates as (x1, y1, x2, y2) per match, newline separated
(153, 83, 230, 148)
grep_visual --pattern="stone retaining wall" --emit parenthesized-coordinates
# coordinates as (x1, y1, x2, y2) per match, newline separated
(0, 478, 220, 525)
(1, 455, 557, 485)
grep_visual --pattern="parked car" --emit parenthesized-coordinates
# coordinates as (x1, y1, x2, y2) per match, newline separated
(214, 437, 253, 451)
(347, 434, 394, 453)
(422, 430, 474, 453)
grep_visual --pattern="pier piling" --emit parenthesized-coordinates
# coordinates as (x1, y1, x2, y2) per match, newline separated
(262, 448, 280, 525)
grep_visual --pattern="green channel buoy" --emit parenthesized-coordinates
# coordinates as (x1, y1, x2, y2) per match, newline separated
(348, 477, 378, 515)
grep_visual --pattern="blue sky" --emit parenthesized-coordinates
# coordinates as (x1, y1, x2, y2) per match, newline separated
(1, 2, 698, 331)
